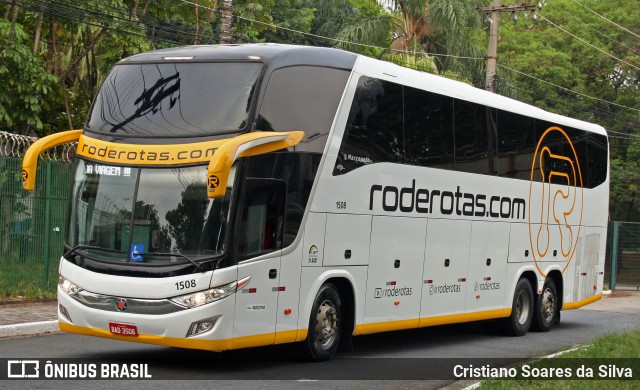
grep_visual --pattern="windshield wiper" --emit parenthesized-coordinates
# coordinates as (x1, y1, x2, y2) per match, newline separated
(63, 245, 122, 260)
(144, 252, 208, 272)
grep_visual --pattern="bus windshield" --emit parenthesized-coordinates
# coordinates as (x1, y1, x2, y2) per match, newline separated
(86, 62, 263, 136)
(66, 160, 232, 265)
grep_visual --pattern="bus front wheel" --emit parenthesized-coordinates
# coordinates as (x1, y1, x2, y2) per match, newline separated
(303, 283, 342, 360)
(502, 278, 534, 336)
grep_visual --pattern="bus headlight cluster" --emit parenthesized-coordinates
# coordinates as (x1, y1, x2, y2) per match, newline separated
(171, 276, 250, 309)
(58, 275, 81, 296)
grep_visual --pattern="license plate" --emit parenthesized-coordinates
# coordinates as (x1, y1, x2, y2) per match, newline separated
(109, 322, 138, 337)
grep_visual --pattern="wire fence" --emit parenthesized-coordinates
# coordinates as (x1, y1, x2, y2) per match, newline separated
(0, 131, 77, 161)
(607, 221, 640, 290)
(0, 131, 75, 296)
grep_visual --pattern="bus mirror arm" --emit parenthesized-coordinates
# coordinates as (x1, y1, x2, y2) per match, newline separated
(22, 130, 83, 191)
(206, 131, 305, 199)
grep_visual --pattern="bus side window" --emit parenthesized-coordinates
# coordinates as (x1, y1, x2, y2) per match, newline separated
(237, 178, 286, 259)
(334, 77, 403, 175)
(495, 109, 534, 179)
(404, 86, 454, 170)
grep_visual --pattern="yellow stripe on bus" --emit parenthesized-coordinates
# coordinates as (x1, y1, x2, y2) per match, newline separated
(354, 308, 512, 335)
(562, 293, 602, 310)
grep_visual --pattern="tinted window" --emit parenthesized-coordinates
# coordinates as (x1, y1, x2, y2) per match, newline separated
(334, 77, 404, 175)
(237, 179, 286, 260)
(496, 110, 535, 179)
(586, 133, 608, 188)
(87, 62, 262, 136)
(257, 66, 350, 153)
(332, 76, 607, 188)
(405, 87, 454, 169)
(454, 100, 491, 174)
(246, 153, 321, 247)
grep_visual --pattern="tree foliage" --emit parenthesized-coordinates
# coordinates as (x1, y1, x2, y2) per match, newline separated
(0, 20, 57, 134)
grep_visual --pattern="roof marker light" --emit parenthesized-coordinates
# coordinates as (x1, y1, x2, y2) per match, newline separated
(163, 56, 194, 60)
(247, 55, 261, 60)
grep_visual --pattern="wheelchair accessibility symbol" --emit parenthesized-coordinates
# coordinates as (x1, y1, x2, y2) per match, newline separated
(130, 244, 144, 262)
(528, 126, 584, 277)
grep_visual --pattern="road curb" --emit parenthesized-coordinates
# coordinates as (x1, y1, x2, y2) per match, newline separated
(0, 320, 59, 338)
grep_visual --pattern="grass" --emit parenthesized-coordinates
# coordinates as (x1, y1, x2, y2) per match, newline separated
(0, 256, 59, 300)
(0, 282, 56, 301)
(480, 329, 640, 389)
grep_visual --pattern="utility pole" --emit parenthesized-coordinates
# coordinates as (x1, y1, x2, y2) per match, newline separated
(477, 1, 542, 92)
(219, 0, 233, 44)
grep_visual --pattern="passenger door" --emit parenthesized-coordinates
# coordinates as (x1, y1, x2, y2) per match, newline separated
(233, 179, 285, 343)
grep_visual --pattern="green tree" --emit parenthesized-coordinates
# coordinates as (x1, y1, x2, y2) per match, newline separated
(0, 20, 57, 135)
(259, 0, 315, 44)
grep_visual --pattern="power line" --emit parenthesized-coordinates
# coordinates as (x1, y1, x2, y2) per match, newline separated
(569, 0, 640, 40)
(608, 130, 640, 139)
(555, 8, 638, 55)
(538, 14, 640, 72)
(497, 64, 640, 113)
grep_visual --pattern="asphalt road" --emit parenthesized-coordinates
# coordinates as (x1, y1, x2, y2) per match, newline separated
(2, 297, 640, 389)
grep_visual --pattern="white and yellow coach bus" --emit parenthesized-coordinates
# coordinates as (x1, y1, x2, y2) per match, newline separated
(23, 44, 609, 360)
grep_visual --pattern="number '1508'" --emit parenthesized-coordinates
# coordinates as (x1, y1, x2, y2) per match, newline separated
(175, 280, 196, 290)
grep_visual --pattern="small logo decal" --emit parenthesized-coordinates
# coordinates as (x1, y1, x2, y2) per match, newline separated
(208, 175, 219, 190)
(21, 170, 28, 182)
(308, 245, 319, 264)
(116, 298, 127, 312)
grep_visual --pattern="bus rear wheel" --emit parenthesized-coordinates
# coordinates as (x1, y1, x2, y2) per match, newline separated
(502, 278, 534, 336)
(531, 278, 558, 332)
(303, 283, 342, 360)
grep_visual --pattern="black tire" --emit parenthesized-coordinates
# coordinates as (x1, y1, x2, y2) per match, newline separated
(531, 278, 559, 332)
(501, 278, 534, 336)
(303, 283, 342, 361)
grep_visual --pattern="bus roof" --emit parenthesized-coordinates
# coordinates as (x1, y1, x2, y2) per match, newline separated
(120, 43, 606, 137)
(120, 43, 358, 71)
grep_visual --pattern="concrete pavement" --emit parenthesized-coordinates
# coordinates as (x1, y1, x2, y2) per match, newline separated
(0, 299, 58, 338)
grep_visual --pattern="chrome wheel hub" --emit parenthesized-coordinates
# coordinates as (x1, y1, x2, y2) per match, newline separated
(316, 300, 338, 347)
(541, 287, 556, 322)
(515, 290, 531, 325)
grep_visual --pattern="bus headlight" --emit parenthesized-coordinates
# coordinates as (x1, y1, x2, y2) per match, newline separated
(171, 276, 250, 309)
(58, 275, 81, 296)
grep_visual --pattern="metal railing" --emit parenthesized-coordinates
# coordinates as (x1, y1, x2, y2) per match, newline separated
(607, 221, 640, 290)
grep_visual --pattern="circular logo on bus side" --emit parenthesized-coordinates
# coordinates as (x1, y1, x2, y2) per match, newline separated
(116, 298, 128, 312)
(208, 175, 219, 190)
(528, 126, 584, 277)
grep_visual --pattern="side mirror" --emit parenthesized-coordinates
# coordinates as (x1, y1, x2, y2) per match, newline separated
(207, 131, 304, 198)
(22, 130, 82, 190)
